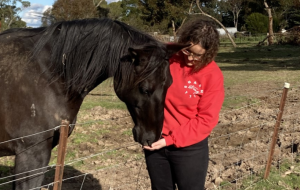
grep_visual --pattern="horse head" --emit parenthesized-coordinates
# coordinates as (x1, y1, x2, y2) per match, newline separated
(114, 43, 189, 146)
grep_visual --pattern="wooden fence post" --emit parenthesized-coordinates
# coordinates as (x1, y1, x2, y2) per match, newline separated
(53, 120, 70, 190)
(264, 83, 290, 179)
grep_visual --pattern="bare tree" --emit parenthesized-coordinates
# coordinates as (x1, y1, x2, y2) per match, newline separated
(194, 0, 237, 47)
(264, 0, 274, 45)
(171, 1, 193, 38)
(226, 0, 244, 29)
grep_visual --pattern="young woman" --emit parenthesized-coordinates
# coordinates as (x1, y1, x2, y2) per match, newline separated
(143, 18, 225, 190)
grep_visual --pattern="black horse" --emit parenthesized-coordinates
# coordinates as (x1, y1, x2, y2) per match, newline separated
(0, 18, 188, 189)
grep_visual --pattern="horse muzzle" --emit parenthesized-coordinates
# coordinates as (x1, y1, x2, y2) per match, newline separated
(132, 126, 156, 146)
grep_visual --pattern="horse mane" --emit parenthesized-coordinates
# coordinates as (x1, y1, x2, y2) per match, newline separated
(31, 18, 165, 97)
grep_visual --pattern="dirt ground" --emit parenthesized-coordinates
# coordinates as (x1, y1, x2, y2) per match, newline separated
(49, 82, 300, 190)
(0, 83, 299, 190)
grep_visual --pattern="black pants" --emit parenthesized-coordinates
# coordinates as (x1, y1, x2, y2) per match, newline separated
(144, 137, 209, 190)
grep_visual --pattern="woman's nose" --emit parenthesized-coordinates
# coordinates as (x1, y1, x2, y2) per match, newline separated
(187, 55, 194, 61)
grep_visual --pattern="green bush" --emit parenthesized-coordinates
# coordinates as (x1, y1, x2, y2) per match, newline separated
(246, 13, 269, 34)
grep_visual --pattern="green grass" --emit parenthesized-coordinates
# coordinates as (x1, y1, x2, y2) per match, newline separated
(222, 95, 260, 110)
(237, 159, 300, 190)
(122, 129, 132, 136)
(216, 43, 300, 111)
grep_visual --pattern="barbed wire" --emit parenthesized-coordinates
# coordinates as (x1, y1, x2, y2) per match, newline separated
(0, 125, 60, 145)
(0, 83, 299, 189)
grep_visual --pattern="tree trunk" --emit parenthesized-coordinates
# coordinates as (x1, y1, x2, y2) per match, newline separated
(264, 0, 274, 45)
(94, 0, 104, 7)
(7, 6, 14, 29)
(196, 0, 237, 48)
(235, 10, 241, 29)
(171, 20, 176, 38)
(233, 12, 237, 28)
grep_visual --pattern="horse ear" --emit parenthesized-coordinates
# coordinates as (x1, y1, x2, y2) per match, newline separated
(128, 47, 138, 58)
(166, 43, 191, 58)
(128, 47, 142, 65)
(128, 47, 146, 74)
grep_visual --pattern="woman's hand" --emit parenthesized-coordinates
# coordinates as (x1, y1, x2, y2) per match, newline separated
(143, 138, 166, 151)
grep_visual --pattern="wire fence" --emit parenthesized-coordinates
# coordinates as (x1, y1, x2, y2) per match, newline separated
(0, 80, 299, 190)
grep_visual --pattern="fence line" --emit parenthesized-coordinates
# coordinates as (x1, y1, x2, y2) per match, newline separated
(224, 87, 283, 101)
(0, 141, 139, 187)
(0, 115, 132, 146)
(0, 165, 55, 181)
(30, 156, 146, 190)
(65, 142, 137, 166)
(0, 83, 299, 189)
(220, 93, 281, 116)
(0, 126, 61, 145)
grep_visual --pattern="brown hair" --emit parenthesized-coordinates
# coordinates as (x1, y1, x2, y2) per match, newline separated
(177, 18, 219, 73)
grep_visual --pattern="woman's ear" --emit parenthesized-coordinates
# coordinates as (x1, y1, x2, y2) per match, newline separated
(165, 43, 191, 58)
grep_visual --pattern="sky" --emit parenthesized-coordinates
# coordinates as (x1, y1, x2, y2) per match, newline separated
(20, 0, 119, 28)
(20, 0, 54, 28)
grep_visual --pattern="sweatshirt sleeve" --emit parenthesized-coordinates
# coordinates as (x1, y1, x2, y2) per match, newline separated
(164, 72, 224, 148)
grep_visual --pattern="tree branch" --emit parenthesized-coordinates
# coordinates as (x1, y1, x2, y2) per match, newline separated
(95, 0, 104, 8)
(172, 1, 193, 38)
(195, 0, 237, 48)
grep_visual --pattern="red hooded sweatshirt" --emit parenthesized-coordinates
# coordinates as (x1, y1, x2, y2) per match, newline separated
(162, 53, 224, 148)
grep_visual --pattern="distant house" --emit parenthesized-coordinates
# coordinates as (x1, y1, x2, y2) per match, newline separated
(217, 27, 237, 36)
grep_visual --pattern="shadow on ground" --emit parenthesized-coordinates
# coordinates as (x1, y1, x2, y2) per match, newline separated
(217, 44, 300, 71)
(0, 165, 102, 190)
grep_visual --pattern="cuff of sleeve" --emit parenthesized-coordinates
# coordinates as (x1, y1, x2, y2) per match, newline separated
(164, 135, 174, 146)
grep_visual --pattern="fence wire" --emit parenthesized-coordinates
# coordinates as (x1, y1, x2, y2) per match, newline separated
(0, 82, 299, 190)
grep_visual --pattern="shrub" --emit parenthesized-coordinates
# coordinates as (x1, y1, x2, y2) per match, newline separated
(245, 13, 269, 34)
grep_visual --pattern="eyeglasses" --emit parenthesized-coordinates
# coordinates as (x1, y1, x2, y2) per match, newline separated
(181, 49, 203, 61)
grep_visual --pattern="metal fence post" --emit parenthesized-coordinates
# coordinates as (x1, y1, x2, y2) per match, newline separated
(53, 120, 70, 190)
(264, 83, 290, 179)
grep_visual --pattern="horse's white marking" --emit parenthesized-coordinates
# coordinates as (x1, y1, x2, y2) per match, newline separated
(62, 53, 67, 65)
(31, 104, 36, 117)
(54, 113, 61, 122)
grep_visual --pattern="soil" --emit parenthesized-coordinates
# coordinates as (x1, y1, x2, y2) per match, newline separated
(56, 82, 300, 190)
(1, 83, 300, 190)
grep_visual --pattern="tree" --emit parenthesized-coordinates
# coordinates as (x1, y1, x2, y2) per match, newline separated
(41, 7, 55, 27)
(138, 0, 192, 34)
(279, 0, 300, 29)
(95, 0, 109, 18)
(120, 0, 145, 30)
(264, 0, 274, 45)
(194, 0, 237, 47)
(0, 0, 30, 31)
(101, 1, 122, 20)
(220, 0, 245, 29)
(51, 0, 99, 21)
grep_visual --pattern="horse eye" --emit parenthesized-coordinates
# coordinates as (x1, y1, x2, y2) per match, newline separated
(139, 87, 149, 95)
(143, 89, 149, 94)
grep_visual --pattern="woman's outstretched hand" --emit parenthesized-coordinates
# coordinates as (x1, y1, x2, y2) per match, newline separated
(143, 138, 166, 151)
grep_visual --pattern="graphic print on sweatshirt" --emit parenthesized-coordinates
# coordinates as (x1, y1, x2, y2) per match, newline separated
(184, 80, 203, 98)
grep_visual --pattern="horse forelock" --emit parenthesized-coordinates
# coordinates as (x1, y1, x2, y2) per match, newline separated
(31, 18, 166, 97)
(134, 44, 168, 85)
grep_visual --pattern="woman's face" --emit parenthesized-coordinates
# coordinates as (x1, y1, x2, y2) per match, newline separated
(181, 43, 206, 67)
